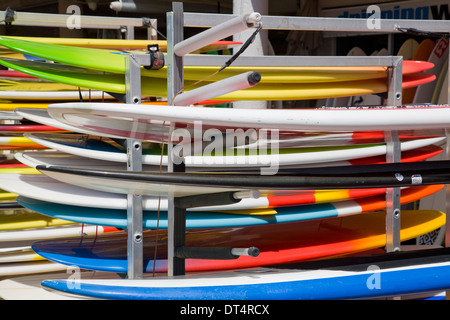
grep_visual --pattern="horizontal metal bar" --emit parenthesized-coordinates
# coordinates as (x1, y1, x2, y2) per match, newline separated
(183, 12, 450, 33)
(183, 54, 402, 67)
(0, 10, 155, 29)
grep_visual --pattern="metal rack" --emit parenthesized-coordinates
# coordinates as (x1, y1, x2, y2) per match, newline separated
(5, 5, 448, 280)
(159, 2, 409, 279)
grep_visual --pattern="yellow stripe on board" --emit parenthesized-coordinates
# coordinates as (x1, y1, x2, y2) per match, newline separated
(0, 167, 39, 174)
(217, 208, 278, 216)
(0, 192, 17, 200)
(314, 190, 350, 203)
(0, 219, 75, 231)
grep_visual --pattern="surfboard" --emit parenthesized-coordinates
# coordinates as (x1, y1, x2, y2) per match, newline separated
(0, 77, 85, 92)
(15, 141, 443, 173)
(0, 224, 119, 242)
(0, 209, 75, 231)
(1, 36, 242, 53)
(0, 103, 51, 111)
(3, 170, 432, 213)
(46, 102, 450, 133)
(16, 108, 112, 134)
(30, 209, 445, 275)
(0, 191, 18, 202)
(22, 132, 445, 168)
(0, 89, 115, 101)
(40, 245, 450, 300)
(0, 36, 434, 80)
(0, 69, 37, 79)
(16, 184, 442, 229)
(0, 261, 67, 277)
(437, 64, 448, 104)
(414, 37, 449, 104)
(403, 39, 435, 104)
(0, 57, 436, 100)
(0, 136, 47, 149)
(0, 123, 66, 133)
(0, 111, 23, 120)
(0, 248, 45, 264)
(2, 162, 385, 211)
(397, 38, 419, 60)
(18, 107, 446, 146)
(0, 201, 22, 209)
(0, 166, 39, 175)
(34, 158, 450, 197)
(0, 99, 221, 111)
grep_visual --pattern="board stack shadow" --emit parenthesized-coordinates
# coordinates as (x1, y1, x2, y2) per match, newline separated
(0, 36, 449, 300)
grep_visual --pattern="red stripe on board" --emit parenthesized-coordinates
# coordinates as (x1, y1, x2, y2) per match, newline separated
(267, 192, 317, 207)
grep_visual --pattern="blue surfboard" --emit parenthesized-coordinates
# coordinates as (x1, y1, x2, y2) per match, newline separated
(30, 209, 446, 274)
(40, 247, 450, 300)
(17, 183, 436, 229)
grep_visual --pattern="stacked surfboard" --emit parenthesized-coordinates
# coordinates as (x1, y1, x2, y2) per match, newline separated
(0, 35, 449, 300)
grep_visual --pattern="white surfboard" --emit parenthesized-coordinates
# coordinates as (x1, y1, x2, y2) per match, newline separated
(23, 133, 444, 168)
(0, 249, 44, 264)
(0, 172, 304, 211)
(0, 261, 67, 277)
(14, 108, 99, 133)
(46, 102, 450, 133)
(0, 224, 117, 242)
(0, 111, 22, 120)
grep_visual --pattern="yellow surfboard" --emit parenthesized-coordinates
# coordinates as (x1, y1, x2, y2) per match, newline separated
(0, 210, 75, 231)
(1, 36, 241, 53)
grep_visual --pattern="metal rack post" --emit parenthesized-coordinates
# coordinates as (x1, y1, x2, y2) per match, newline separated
(166, 2, 185, 277)
(124, 52, 153, 279)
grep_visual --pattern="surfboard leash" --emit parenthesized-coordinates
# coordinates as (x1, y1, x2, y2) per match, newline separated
(218, 23, 263, 72)
(396, 27, 449, 39)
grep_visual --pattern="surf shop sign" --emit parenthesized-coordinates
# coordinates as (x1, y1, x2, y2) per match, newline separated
(322, 0, 450, 20)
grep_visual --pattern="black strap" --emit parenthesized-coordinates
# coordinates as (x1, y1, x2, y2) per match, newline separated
(218, 23, 263, 72)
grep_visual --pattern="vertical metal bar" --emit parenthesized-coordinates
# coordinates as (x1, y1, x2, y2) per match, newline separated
(125, 53, 143, 279)
(385, 56, 402, 253)
(149, 19, 158, 40)
(385, 130, 401, 253)
(167, 2, 185, 277)
(386, 56, 402, 106)
(125, 26, 135, 40)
